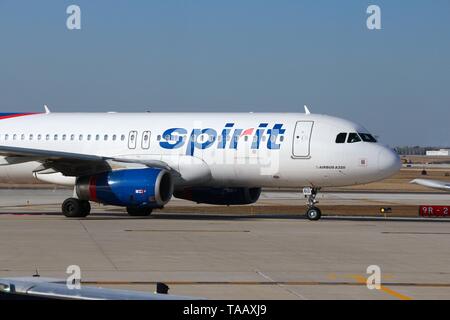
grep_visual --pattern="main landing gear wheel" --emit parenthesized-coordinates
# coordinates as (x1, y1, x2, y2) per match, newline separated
(303, 187, 322, 221)
(62, 198, 91, 218)
(126, 207, 153, 217)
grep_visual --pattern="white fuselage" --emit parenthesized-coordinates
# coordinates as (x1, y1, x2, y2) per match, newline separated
(0, 112, 401, 189)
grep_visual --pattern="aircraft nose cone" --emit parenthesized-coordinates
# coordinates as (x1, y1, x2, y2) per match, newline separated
(378, 147, 401, 177)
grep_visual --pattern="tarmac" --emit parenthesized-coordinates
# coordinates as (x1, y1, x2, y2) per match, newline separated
(0, 189, 450, 299)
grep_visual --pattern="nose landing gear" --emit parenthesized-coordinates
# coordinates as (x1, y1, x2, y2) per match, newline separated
(303, 187, 322, 221)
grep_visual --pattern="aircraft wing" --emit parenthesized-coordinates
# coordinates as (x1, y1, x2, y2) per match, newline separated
(0, 145, 171, 176)
(410, 179, 450, 192)
(0, 277, 202, 300)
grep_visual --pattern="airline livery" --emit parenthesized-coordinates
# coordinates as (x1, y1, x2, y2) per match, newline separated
(0, 107, 401, 220)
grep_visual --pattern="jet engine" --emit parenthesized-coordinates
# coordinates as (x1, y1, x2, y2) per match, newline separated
(174, 187, 261, 205)
(76, 168, 173, 208)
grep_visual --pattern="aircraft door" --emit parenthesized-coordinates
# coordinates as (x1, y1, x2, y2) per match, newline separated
(142, 131, 151, 149)
(128, 131, 137, 149)
(292, 121, 314, 158)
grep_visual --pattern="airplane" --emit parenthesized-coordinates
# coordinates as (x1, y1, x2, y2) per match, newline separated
(0, 276, 201, 300)
(410, 178, 450, 191)
(0, 106, 401, 220)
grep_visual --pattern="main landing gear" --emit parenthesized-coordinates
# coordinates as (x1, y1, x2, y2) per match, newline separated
(303, 187, 322, 221)
(61, 199, 153, 218)
(62, 198, 91, 218)
(126, 207, 153, 217)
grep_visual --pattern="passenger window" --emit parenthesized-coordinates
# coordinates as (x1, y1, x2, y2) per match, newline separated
(87, 134, 92, 141)
(113, 135, 117, 141)
(347, 133, 361, 143)
(121, 135, 125, 141)
(335, 133, 347, 144)
(46, 134, 50, 141)
(141, 131, 151, 149)
(37, 134, 41, 140)
(104, 135, 108, 141)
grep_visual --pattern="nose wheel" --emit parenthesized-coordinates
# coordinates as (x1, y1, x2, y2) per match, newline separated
(303, 187, 322, 221)
(306, 206, 322, 221)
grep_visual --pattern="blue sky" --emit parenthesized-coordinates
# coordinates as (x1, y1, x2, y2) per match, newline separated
(0, 1, 449, 146)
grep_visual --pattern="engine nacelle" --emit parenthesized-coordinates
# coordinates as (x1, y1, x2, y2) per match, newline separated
(76, 168, 173, 208)
(174, 187, 261, 205)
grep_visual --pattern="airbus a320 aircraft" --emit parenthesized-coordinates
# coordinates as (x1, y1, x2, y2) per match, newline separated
(0, 107, 401, 220)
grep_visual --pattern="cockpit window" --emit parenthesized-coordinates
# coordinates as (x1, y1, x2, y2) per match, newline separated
(358, 133, 377, 143)
(335, 132, 347, 143)
(347, 132, 361, 143)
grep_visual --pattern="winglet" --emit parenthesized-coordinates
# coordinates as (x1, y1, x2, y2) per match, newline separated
(304, 105, 311, 114)
(44, 105, 51, 114)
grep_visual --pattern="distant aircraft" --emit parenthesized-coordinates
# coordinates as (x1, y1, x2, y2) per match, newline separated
(0, 106, 400, 220)
(410, 179, 450, 192)
(0, 277, 200, 300)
